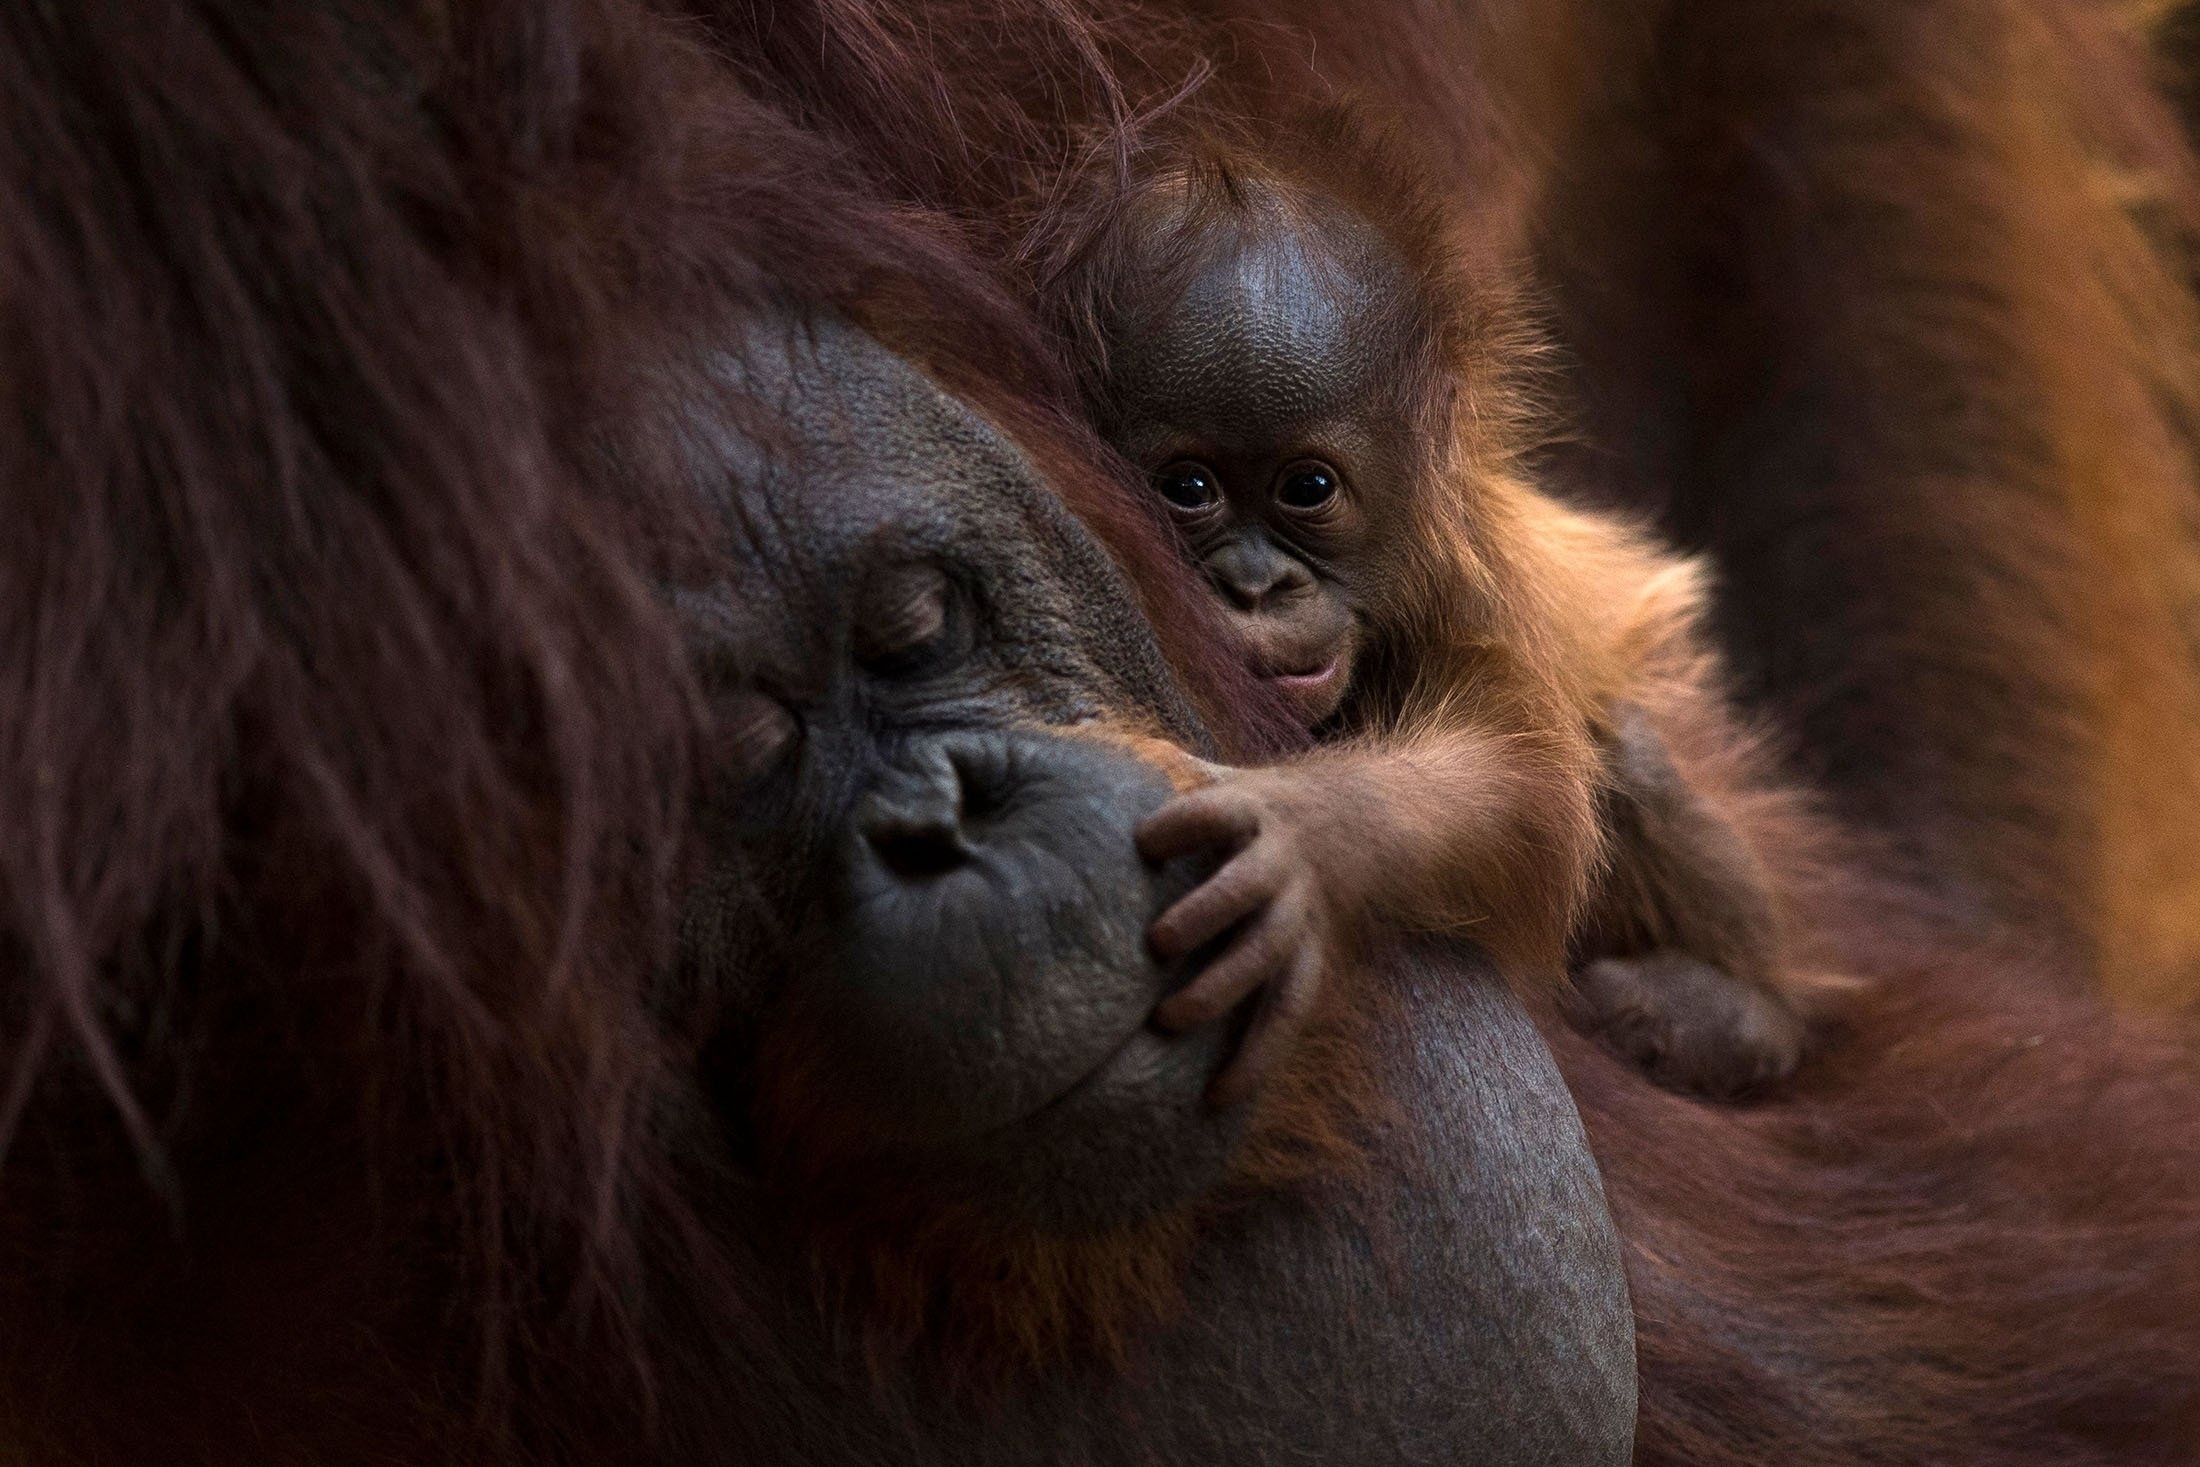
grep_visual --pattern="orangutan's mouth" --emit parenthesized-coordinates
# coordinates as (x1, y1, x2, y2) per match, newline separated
(1266, 660, 1338, 694)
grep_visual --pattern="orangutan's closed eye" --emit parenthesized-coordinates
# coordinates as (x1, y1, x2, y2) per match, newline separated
(854, 560, 954, 669)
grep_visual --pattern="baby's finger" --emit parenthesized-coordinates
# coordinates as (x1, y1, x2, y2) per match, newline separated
(1136, 787, 1258, 863)
(1152, 901, 1297, 1030)
(1148, 844, 1281, 959)
(1209, 943, 1324, 1109)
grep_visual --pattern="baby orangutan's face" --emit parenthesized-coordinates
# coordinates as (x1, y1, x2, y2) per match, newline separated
(1103, 192, 1421, 728)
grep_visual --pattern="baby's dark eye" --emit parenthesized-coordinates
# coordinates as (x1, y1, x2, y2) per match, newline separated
(1153, 461, 1220, 511)
(1276, 462, 1341, 511)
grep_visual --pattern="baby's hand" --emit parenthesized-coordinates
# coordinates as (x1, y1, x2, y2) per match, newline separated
(1135, 768, 1337, 1107)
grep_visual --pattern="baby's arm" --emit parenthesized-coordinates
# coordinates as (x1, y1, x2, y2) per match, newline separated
(1137, 720, 1599, 1105)
(1567, 702, 1808, 1097)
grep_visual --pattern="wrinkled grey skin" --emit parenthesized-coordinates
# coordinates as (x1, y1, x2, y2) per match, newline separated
(677, 316, 1636, 1464)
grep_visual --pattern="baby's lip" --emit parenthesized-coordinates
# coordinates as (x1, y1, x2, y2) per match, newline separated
(1265, 660, 1338, 692)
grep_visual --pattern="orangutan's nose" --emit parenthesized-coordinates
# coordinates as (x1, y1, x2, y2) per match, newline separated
(856, 732, 1018, 879)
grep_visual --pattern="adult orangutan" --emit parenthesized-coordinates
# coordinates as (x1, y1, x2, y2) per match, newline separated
(1, 9, 1638, 1459)
(6, 4, 2200, 1467)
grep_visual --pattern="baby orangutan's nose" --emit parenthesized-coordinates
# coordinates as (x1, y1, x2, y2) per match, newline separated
(1204, 534, 1315, 613)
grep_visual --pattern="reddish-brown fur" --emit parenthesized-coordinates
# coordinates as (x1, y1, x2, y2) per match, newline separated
(1528, 0, 2200, 1007)
(1590, 899, 2200, 1465)
(8, 0, 2200, 1462)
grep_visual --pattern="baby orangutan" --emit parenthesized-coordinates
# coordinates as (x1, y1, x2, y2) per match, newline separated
(1051, 131, 1848, 1103)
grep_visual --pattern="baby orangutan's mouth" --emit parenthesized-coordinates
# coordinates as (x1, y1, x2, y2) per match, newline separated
(1258, 655, 1349, 725)
(1239, 615, 1356, 726)
(1267, 661, 1338, 694)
